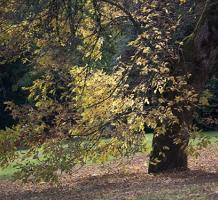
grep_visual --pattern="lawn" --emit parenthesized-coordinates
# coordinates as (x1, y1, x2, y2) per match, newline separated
(0, 131, 217, 180)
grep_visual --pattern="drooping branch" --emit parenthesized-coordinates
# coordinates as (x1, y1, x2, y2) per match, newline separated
(98, 0, 141, 33)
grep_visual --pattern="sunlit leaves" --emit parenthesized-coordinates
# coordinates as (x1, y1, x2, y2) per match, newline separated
(0, 0, 213, 182)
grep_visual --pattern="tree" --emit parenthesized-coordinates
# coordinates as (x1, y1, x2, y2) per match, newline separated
(149, 0, 218, 172)
(0, 0, 217, 181)
(0, 61, 31, 129)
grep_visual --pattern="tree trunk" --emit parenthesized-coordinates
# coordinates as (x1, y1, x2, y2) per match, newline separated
(148, 134, 188, 173)
(148, 0, 218, 173)
(148, 108, 192, 173)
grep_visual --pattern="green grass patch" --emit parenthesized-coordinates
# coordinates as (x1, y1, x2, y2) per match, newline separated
(0, 165, 18, 180)
(204, 131, 218, 138)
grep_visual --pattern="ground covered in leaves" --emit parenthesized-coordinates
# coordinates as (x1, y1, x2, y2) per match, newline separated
(0, 146, 218, 200)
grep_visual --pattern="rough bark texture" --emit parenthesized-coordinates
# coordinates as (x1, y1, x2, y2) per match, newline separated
(148, 0, 218, 173)
(148, 109, 193, 173)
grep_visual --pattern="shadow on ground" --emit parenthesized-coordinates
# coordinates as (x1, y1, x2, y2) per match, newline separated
(1, 170, 218, 200)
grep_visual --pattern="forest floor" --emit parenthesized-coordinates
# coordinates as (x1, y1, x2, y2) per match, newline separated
(0, 145, 218, 200)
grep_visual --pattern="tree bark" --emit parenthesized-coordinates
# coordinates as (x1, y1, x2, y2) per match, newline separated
(148, 107, 193, 173)
(148, 0, 218, 173)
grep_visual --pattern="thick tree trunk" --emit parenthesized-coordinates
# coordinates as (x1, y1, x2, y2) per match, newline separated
(148, 108, 193, 173)
(148, 134, 188, 173)
(148, 0, 218, 173)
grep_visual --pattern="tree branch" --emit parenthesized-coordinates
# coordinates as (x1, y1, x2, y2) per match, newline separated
(98, 0, 141, 33)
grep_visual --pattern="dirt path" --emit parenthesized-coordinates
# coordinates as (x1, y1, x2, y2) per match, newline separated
(0, 146, 218, 200)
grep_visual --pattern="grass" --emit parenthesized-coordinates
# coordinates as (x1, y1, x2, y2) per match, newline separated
(204, 130, 218, 137)
(0, 131, 217, 180)
(0, 165, 17, 180)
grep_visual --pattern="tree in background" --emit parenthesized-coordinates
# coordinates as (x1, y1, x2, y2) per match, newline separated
(0, 61, 31, 129)
(195, 76, 218, 131)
